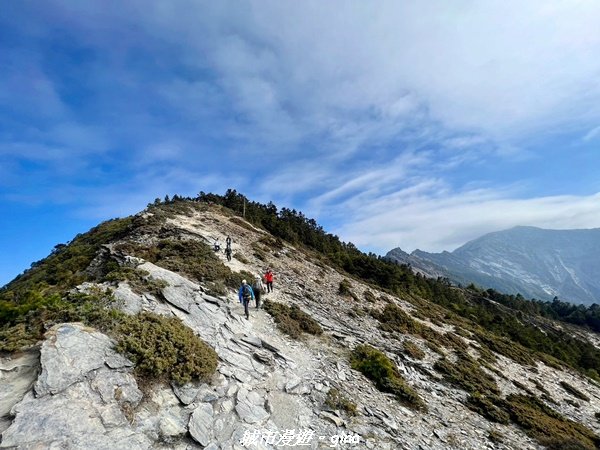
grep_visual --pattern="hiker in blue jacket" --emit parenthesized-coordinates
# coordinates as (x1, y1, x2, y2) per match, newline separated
(238, 279, 255, 320)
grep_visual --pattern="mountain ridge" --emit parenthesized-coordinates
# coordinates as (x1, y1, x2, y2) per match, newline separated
(1, 193, 600, 449)
(388, 226, 600, 305)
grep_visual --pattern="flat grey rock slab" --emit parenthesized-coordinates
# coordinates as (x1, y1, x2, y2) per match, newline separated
(188, 402, 214, 446)
(35, 323, 132, 397)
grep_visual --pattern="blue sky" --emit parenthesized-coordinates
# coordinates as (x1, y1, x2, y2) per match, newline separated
(2, 1, 600, 286)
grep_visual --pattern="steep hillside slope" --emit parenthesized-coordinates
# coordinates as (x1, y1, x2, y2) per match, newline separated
(388, 226, 600, 305)
(1, 198, 600, 449)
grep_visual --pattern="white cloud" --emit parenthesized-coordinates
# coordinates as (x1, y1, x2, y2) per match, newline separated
(4, 0, 600, 259)
(183, 0, 600, 145)
(583, 125, 600, 142)
(336, 189, 600, 254)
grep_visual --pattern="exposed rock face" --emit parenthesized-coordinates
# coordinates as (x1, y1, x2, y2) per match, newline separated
(1, 323, 146, 449)
(0, 351, 39, 434)
(2, 208, 600, 449)
(388, 226, 600, 305)
(35, 323, 133, 397)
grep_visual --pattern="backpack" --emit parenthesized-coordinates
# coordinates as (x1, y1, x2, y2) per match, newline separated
(242, 284, 252, 301)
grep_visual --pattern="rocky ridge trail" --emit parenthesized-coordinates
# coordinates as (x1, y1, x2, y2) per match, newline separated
(1, 207, 599, 449)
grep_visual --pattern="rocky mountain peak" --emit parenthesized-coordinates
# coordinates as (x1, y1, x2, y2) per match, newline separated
(388, 226, 600, 305)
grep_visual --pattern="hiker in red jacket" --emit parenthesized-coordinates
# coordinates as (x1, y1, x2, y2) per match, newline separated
(264, 268, 274, 293)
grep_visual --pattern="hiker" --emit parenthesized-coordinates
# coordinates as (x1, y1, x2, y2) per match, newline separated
(264, 268, 274, 293)
(253, 276, 264, 309)
(238, 279, 255, 320)
(213, 238, 220, 252)
(225, 235, 232, 261)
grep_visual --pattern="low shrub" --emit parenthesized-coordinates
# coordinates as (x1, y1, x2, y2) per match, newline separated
(350, 344, 427, 411)
(530, 378, 551, 396)
(116, 312, 218, 384)
(338, 279, 358, 300)
(473, 329, 536, 366)
(229, 216, 257, 232)
(504, 394, 599, 450)
(512, 379, 534, 395)
(258, 235, 284, 250)
(403, 341, 425, 360)
(1, 217, 134, 301)
(372, 304, 422, 335)
(263, 300, 322, 339)
(466, 393, 510, 424)
(363, 290, 376, 303)
(421, 328, 468, 352)
(325, 388, 357, 416)
(488, 430, 504, 443)
(205, 281, 227, 297)
(0, 290, 122, 352)
(560, 381, 590, 402)
(434, 352, 500, 396)
(234, 252, 249, 264)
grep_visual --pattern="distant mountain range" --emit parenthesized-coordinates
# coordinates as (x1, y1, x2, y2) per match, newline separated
(386, 226, 600, 305)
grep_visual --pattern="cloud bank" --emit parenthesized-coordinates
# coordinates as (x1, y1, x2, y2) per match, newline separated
(1, 0, 600, 275)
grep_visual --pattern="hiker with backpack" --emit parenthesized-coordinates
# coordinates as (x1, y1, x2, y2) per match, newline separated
(253, 276, 264, 309)
(264, 268, 274, 293)
(238, 279, 255, 320)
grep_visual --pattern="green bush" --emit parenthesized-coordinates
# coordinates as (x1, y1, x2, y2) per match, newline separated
(504, 394, 599, 450)
(325, 388, 357, 416)
(560, 381, 590, 402)
(363, 290, 376, 303)
(258, 235, 284, 250)
(263, 300, 322, 338)
(530, 378, 551, 396)
(338, 279, 359, 301)
(403, 341, 425, 360)
(234, 252, 249, 264)
(488, 430, 504, 444)
(116, 312, 218, 384)
(434, 352, 500, 396)
(350, 344, 426, 411)
(0, 290, 122, 352)
(473, 329, 536, 366)
(372, 304, 422, 335)
(466, 393, 510, 424)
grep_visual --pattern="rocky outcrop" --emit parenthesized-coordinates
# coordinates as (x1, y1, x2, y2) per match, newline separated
(1, 323, 147, 449)
(0, 351, 39, 434)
